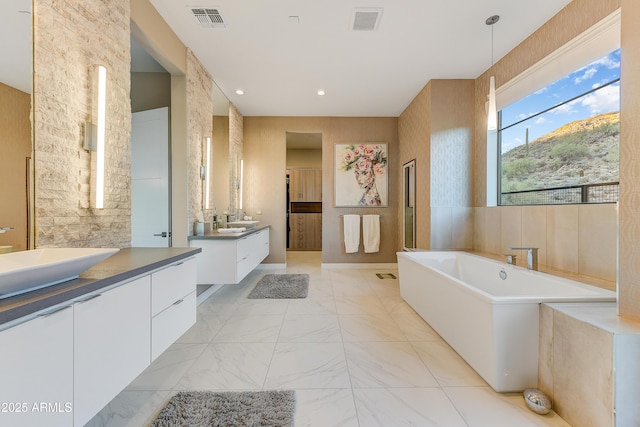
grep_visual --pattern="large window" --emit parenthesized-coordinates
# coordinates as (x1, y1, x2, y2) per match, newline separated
(499, 48, 620, 205)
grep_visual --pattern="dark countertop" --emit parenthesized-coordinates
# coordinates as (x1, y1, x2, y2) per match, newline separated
(188, 224, 270, 241)
(0, 247, 201, 329)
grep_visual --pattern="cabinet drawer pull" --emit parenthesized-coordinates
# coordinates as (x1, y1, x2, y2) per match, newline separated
(37, 305, 72, 317)
(75, 294, 102, 304)
(173, 299, 184, 306)
(174, 262, 184, 267)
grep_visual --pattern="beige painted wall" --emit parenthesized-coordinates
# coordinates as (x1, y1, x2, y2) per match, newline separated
(244, 116, 398, 264)
(0, 83, 31, 251)
(469, 0, 621, 284)
(287, 149, 322, 169)
(619, 0, 640, 319)
(398, 83, 431, 249)
(130, 72, 171, 113)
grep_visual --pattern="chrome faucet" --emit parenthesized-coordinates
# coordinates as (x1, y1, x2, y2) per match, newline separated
(503, 254, 517, 265)
(506, 247, 538, 270)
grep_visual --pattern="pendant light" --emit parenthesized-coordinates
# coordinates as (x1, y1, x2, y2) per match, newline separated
(486, 15, 499, 131)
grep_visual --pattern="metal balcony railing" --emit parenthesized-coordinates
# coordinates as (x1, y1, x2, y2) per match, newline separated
(500, 182, 619, 206)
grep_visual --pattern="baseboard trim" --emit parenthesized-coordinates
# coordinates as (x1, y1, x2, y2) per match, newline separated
(321, 262, 398, 269)
(256, 263, 286, 270)
(196, 283, 225, 305)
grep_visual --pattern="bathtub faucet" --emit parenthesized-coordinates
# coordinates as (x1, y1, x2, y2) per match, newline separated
(506, 247, 538, 271)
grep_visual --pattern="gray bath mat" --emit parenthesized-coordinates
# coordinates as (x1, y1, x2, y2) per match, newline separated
(150, 390, 295, 427)
(248, 274, 309, 299)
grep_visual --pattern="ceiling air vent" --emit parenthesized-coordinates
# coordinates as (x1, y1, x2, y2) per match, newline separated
(191, 7, 226, 28)
(351, 7, 383, 31)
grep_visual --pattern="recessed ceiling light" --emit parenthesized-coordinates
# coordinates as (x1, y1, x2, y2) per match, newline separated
(288, 16, 300, 24)
(317, 90, 326, 96)
(235, 89, 244, 95)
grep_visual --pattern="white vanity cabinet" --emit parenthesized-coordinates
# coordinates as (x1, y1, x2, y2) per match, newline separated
(73, 276, 151, 427)
(151, 258, 197, 360)
(191, 227, 270, 284)
(0, 306, 74, 427)
(0, 251, 198, 427)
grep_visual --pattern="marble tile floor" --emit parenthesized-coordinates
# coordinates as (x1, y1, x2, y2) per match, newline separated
(87, 251, 570, 427)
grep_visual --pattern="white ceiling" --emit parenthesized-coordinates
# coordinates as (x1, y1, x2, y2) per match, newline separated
(149, 0, 572, 117)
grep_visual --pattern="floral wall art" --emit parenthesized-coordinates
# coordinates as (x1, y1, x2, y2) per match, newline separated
(335, 143, 388, 207)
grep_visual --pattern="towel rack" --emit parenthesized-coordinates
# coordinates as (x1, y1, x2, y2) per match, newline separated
(339, 214, 383, 218)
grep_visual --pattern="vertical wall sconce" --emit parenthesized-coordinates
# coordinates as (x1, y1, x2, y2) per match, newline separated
(85, 65, 107, 209)
(238, 159, 244, 210)
(201, 136, 211, 209)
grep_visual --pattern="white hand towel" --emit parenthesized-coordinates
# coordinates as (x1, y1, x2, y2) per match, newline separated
(363, 215, 380, 253)
(343, 215, 360, 253)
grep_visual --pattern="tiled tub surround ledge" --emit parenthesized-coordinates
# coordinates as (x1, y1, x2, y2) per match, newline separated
(540, 303, 640, 427)
(397, 251, 616, 392)
(0, 247, 201, 329)
(0, 247, 200, 426)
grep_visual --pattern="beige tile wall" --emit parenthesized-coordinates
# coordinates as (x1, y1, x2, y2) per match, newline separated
(551, 310, 613, 427)
(430, 207, 473, 250)
(539, 303, 640, 426)
(474, 204, 617, 282)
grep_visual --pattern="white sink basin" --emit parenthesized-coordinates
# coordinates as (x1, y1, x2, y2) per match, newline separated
(0, 248, 119, 299)
(227, 220, 259, 229)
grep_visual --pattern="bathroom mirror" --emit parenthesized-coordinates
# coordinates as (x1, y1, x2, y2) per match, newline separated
(403, 160, 416, 251)
(0, 0, 33, 252)
(210, 82, 231, 215)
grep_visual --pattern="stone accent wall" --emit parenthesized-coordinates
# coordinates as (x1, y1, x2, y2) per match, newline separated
(228, 103, 243, 212)
(186, 49, 213, 232)
(33, 0, 132, 248)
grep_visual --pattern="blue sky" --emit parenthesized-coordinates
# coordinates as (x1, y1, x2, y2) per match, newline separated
(500, 48, 621, 154)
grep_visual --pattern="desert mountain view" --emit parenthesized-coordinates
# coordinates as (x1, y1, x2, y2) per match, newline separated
(501, 112, 619, 204)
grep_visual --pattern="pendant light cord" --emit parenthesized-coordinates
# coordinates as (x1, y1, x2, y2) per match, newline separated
(486, 14, 500, 67)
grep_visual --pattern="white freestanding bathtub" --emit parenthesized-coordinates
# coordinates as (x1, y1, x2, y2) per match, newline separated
(397, 251, 616, 392)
